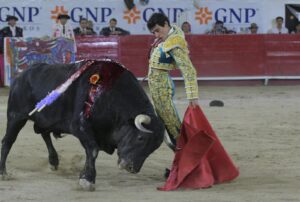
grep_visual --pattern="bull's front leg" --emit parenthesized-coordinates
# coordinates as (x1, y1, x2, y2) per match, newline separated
(72, 117, 99, 191)
(78, 138, 99, 191)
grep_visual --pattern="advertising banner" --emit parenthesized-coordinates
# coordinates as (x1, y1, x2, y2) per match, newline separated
(0, 0, 263, 36)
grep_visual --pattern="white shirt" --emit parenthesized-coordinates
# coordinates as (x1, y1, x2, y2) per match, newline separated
(9, 26, 16, 37)
(269, 27, 289, 34)
(52, 23, 77, 53)
(80, 27, 87, 34)
(52, 23, 75, 39)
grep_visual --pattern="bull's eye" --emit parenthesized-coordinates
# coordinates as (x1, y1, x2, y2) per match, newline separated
(138, 135, 144, 141)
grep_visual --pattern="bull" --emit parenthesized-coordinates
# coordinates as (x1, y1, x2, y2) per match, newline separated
(0, 59, 165, 191)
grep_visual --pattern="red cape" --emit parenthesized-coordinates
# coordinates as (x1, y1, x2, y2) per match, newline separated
(158, 105, 239, 191)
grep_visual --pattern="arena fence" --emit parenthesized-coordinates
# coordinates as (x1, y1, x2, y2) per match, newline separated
(1, 34, 300, 86)
(76, 34, 300, 85)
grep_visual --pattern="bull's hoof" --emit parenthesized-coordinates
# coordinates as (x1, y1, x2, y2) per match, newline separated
(0, 170, 11, 181)
(1, 174, 11, 181)
(49, 155, 59, 171)
(79, 178, 95, 191)
(49, 164, 58, 171)
(164, 168, 170, 179)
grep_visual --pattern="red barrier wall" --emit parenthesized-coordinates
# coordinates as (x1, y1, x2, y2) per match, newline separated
(1, 34, 300, 86)
(188, 35, 266, 77)
(75, 34, 300, 78)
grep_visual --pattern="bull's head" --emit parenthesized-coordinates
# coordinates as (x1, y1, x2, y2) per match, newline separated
(116, 114, 164, 173)
(88, 67, 165, 174)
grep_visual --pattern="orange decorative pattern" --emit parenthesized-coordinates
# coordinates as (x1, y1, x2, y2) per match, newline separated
(195, 7, 213, 25)
(123, 6, 141, 24)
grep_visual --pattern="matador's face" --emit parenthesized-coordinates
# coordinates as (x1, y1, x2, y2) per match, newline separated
(150, 21, 171, 41)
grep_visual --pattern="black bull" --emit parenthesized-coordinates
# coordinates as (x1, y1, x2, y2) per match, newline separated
(0, 60, 165, 190)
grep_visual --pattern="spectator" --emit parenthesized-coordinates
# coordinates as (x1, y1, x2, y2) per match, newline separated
(140, 0, 149, 5)
(269, 16, 288, 34)
(292, 22, 300, 34)
(73, 18, 96, 36)
(207, 20, 228, 34)
(1, 15, 23, 37)
(52, 14, 75, 40)
(181, 21, 191, 34)
(248, 23, 259, 34)
(87, 20, 94, 31)
(100, 18, 130, 36)
(0, 15, 23, 53)
(124, 0, 135, 10)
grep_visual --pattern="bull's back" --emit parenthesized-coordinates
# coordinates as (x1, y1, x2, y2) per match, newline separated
(25, 63, 75, 97)
(8, 63, 76, 116)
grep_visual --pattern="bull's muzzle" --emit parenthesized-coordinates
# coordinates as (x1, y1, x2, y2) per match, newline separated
(118, 158, 137, 173)
(134, 114, 153, 133)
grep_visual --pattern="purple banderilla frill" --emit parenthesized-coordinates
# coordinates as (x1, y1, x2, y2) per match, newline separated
(28, 60, 95, 116)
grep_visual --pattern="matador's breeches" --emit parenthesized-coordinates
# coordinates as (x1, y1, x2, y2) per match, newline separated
(148, 68, 181, 139)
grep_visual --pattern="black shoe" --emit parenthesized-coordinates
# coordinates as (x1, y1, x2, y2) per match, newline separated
(164, 168, 170, 179)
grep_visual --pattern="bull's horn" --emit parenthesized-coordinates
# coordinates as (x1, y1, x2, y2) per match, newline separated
(134, 114, 153, 133)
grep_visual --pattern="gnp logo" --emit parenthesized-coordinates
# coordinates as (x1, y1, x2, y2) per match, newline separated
(0, 6, 39, 22)
(51, 6, 112, 23)
(51, 6, 68, 22)
(195, 7, 257, 24)
(123, 7, 184, 24)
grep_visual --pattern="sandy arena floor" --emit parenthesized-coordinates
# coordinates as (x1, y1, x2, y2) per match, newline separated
(0, 84, 300, 202)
